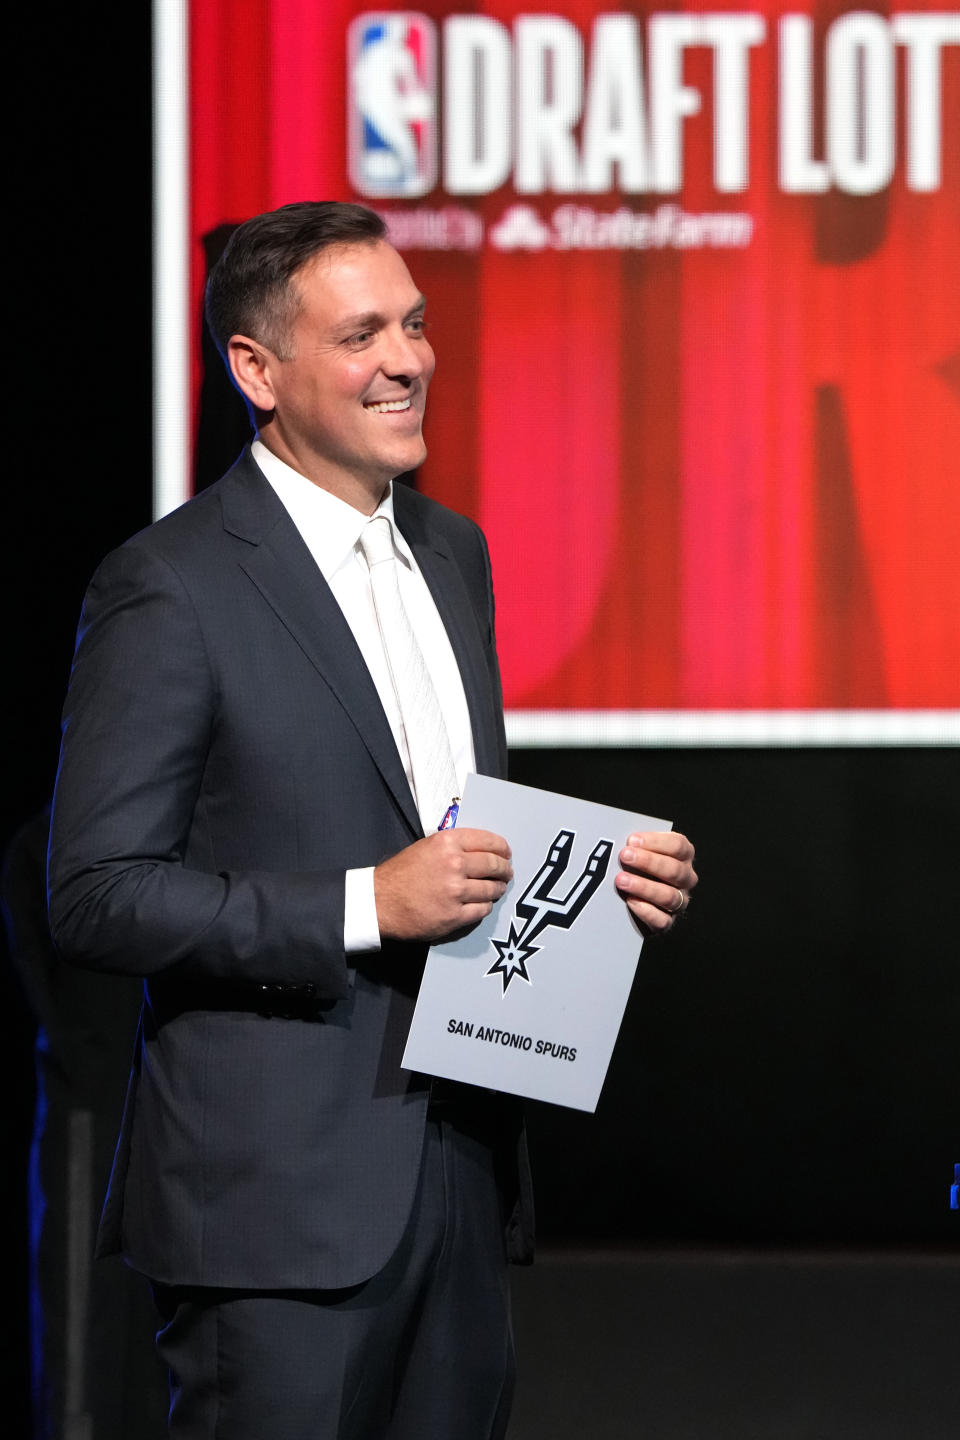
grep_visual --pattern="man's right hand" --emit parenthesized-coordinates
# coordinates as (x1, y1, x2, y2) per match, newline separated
(374, 829, 513, 943)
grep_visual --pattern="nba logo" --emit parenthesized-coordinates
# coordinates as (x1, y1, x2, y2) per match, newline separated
(348, 14, 437, 198)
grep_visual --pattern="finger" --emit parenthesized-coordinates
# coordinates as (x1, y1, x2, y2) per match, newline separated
(619, 845, 695, 889)
(615, 870, 685, 914)
(620, 840, 698, 894)
(626, 831, 695, 863)
(456, 900, 497, 929)
(623, 896, 680, 935)
(461, 852, 514, 883)
(452, 828, 512, 859)
(464, 878, 511, 904)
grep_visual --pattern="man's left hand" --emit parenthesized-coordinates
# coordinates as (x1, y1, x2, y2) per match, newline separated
(615, 831, 698, 933)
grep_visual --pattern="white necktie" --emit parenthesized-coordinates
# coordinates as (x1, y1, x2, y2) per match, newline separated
(360, 516, 459, 832)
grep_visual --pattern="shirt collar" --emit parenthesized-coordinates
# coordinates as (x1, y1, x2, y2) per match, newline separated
(251, 439, 415, 581)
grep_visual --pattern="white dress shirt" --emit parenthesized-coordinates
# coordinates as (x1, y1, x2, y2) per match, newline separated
(252, 440, 476, 952)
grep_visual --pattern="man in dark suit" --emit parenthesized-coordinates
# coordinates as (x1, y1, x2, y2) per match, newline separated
(48, 202, 697, 1438)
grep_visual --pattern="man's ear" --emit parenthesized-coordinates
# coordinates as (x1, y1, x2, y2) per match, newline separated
(227, 335, 277, 414)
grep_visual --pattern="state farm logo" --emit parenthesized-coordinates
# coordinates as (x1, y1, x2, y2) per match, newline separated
(488, 205, 550, 251)
(487, 830, 613, 994)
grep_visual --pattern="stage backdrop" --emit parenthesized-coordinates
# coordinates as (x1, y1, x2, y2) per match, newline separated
(166, 2, 960, 743)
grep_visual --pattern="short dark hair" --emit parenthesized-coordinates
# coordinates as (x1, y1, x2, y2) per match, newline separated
(204, 201, 387, 361)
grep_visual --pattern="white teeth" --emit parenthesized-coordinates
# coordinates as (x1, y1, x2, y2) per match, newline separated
(365, 398, 412, 413)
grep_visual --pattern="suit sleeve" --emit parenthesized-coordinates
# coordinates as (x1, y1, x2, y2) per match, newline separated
(48, 541, 350, 998)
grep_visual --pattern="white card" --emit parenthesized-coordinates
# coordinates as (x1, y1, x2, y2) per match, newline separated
(402, 773, 671, 1111)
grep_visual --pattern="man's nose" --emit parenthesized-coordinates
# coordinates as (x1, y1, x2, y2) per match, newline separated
(381, 325, 429, 379)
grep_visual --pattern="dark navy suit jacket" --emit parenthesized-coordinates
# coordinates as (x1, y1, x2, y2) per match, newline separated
(48, 449, 532, 1290)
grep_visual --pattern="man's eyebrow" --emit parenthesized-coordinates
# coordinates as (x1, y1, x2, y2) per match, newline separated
(335, 296, 427, 333)
(334, 311, 382, 334)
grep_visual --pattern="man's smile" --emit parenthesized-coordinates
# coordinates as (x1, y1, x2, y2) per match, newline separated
(364, 398, 413, 414)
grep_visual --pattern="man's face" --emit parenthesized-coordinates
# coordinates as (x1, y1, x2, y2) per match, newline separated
(258, 240, 435, 504)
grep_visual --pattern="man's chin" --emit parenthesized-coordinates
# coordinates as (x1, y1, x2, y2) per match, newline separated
(388, 441, 427, 478)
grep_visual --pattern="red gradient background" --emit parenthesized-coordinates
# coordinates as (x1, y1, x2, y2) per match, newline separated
(189, 2, 960, 713)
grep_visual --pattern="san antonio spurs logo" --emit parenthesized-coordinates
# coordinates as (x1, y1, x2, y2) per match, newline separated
(487, 830, 613, 993)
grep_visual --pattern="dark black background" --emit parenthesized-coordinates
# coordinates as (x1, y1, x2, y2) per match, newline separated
(4, 5, 958, 1428)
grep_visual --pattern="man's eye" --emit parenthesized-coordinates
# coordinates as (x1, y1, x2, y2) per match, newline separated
(406, 317, 427, 336)
(347, 330, 374, 347)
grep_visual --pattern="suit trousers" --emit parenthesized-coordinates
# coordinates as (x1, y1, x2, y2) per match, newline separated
(152, 1108, 516, 1439)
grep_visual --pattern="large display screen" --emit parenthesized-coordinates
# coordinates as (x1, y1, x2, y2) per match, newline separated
(155, 3, 960, 743)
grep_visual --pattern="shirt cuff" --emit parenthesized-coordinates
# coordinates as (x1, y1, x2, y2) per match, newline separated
(344, 867, 381, 954)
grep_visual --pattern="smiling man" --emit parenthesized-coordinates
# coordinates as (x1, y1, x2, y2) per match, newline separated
(227, 236, 435, 508)
(48, 202, 697, 1439)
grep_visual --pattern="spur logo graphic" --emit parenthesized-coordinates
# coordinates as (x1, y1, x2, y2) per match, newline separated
(348, 13, 436, 198)
(487, 830, 613, 993)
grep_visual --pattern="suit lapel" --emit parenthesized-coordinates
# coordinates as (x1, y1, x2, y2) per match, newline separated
(218, 452, 502, 825)
(219, 452, 422, 837)
(394, 492, 502, 781)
